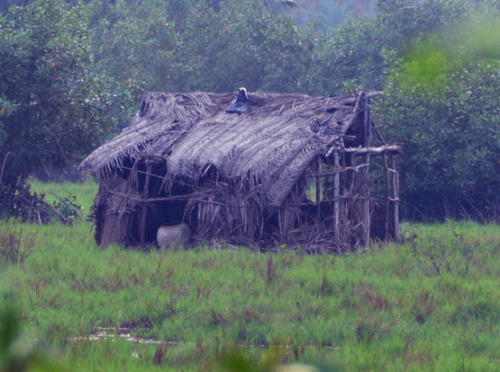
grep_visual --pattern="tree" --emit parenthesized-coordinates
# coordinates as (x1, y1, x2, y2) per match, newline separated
(87, 0, 312, 94)
(167, 0, 315, 93)
(88, 0, 178, 93)
(207, 0, 297, 12)
(376, 8, 500, 221)
(300, 0, 471, 95)
(0, 0, 31, 13)
(0, 0, 118, 187)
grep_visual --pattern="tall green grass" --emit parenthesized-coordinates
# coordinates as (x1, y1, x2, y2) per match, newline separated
(0, 181, 499, 370)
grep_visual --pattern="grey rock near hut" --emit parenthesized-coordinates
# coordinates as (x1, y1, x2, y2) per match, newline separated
(157, 223, 191, 249)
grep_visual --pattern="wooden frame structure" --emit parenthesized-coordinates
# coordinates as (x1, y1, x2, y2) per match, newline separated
(81, 91, 400, 253)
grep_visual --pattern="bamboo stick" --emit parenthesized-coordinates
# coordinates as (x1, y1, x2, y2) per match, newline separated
(343, 145, 400, 155)
(333, 150, 340, 239)
(316, 157, 321, 220)
(362, 96, 371, 247)
(391, 156, 400, 241)
(384, 154, 391, 240)
(140, 161, 152, 246)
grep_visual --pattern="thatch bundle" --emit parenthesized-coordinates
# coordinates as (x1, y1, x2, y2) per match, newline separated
(81, 91, 400, 252)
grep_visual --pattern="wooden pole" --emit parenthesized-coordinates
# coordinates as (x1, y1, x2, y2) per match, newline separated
(391, 155, 400, 241)
(343, 145, 400, 155)
(384, 154, 391, 240)
(362, 96, 371, 247)
(278, 207, 282, 243)
(333, 150, 340, 239)
(316, 157, 321, 221)
(140, 160, 152, 246)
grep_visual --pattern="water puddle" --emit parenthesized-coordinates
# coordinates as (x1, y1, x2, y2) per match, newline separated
(86, 327, 166, 345)
(78, 327, 338, 350)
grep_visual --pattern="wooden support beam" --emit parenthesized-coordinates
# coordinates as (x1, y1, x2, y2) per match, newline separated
(340, 91, 383, 105)
(316, 157, 321, 221)
(391, 155, 400, 241)
(343, 145, 401, 155)
(384, 154, 391, 240)
(333, 150, 340, 239)
(361, 96, 371, 247)
(140, 161, 152, 246)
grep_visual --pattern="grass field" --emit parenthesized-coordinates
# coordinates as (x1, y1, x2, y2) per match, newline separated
(1, 180, 499, 371)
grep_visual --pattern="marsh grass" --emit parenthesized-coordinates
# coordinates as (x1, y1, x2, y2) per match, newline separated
(0, 181, 499, 370)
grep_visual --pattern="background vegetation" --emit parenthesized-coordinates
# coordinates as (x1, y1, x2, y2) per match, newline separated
(0, 0, 499, 218)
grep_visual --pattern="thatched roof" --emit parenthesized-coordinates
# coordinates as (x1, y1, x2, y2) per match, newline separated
(80, 91, 375, 206)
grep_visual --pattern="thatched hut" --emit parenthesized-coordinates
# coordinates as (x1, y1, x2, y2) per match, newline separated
(80, 91, 400, 252)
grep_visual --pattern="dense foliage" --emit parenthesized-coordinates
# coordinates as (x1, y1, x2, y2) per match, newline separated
(0, 0, 499, 221)
(375, 2, 500, 221)
(379, 48, 500, 220)
(0, 0, 120, 187)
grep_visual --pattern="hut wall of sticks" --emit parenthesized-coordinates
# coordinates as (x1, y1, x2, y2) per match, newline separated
(80, 91, 400, 253)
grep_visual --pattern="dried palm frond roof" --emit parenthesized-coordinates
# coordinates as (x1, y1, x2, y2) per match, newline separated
(80, 91, 378, 206)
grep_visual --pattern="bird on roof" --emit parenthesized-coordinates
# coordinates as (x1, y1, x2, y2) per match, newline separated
(227, 87, 251, 113)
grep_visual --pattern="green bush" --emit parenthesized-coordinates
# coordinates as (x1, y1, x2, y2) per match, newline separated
(376, 26, 500, 221)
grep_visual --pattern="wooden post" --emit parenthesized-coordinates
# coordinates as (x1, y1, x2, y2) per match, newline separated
(361, 96, 371, 247)
(333, 150, 340, 239)
(278, 207, 282, 243)
(140, 160, 152, 246)
(384, 154, 391, 240)
(391, 155, 400, 241)
(316, 157, 321, 221)
(345, 153, 354, 194)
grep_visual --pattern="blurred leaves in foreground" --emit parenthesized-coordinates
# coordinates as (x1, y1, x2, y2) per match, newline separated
(0, 299, 66, 371)
(216, 337, 342, 371)
(401, 15, 500, 88)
